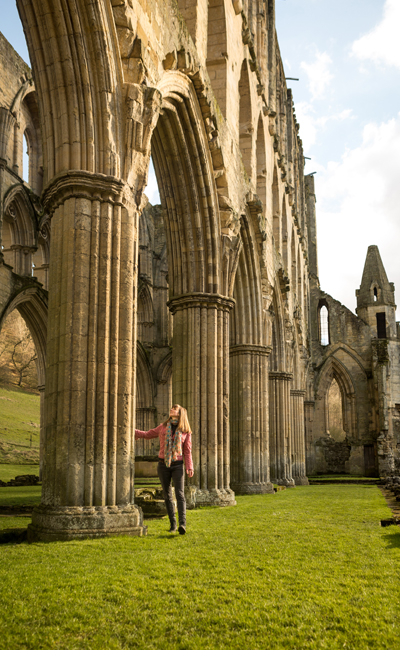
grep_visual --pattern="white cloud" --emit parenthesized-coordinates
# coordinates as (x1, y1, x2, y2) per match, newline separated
(316, 114, 400, 313)
(300, 51, 333, 101)
(295, 102, 353, 150)
(352, 0, 400, 70)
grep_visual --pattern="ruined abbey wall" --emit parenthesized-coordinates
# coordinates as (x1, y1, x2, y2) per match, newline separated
(0, 0, 399, 541)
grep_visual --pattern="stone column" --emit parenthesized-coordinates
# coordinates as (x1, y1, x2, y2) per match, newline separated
(168, 293, 236, 507)
(28, 172, 146, 542)
(229, 344, 274, 494)
(269, 372, 295, 486)
(304, 399, 315, 476)
(38, 383, 45, 482)
(291, 389, 309, 485)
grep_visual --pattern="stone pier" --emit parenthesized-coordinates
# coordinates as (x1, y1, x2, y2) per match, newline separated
(230, 344, 274, 494)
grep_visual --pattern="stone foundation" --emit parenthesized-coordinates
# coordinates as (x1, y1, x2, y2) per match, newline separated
(230, 482, 274, 495)
(27, 504, 146, 542)
(294, 476, 309, 486)
(192, 488, 236, 508)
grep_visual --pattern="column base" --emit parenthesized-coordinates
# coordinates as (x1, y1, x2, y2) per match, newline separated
(230, 482, 275, 495)
(274, 478, 296, 488)
(186, 487, 236, 508)
(27, 503, 147, 542)
(294, 476, 309, 486)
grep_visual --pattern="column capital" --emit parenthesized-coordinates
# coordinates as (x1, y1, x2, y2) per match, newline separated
(167, 292, 235, 314)
(42, 170, 134, 215)
(290, 389, 306, 397)
(269, 371, 293, 381)
(230, 343, 272, 357)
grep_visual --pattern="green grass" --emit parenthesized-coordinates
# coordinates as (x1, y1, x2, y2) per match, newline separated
(0, 463, 40, 482)
(0, 386, 40, 443)
(0, 486, 41, 506)
(0, 515, 31, 530)
(309, 475, 378, 481)
(1, 485, 399, 650)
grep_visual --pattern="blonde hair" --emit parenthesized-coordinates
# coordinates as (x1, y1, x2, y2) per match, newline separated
(163, 404, 192, 433)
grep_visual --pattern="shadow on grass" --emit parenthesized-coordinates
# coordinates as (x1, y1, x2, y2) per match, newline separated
(382, 530, 400, 549)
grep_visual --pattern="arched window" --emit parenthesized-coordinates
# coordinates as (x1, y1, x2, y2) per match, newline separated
(23, 132, 29, 183)
(319, 304, 329, 346)
(373, 286, 378, 302)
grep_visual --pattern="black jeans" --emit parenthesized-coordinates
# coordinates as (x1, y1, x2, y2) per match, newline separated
(157, 460, 186, 527)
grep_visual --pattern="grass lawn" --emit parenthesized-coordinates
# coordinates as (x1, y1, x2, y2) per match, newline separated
(0, 485, 41, 506)
(309, 475, 378, 481)
(1, 484, 400, 650)
(0, 515, 31, 530)
(0, 386, 40, 463)
(0, 463, 40, 482)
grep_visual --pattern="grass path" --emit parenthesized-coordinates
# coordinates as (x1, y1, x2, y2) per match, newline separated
(1, 485, 400, 650)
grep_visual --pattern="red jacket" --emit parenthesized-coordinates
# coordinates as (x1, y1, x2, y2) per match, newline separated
(135, 423, 194, 472)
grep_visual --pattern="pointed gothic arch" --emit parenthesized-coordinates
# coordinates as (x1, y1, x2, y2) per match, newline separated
(316, 356, 357, 440)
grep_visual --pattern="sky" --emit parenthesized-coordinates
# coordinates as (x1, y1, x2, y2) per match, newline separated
(1, 0, 399, 315)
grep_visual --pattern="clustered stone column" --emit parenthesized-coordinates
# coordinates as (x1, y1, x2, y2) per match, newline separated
(290, 389, 309, 485)
(229, 344, 274, 494)
(168, 293, 236, 507)
(37, 383, 45, 481)
(28, 172, 146, 541)
(304, 399, 315, 475)
(269, 372, 295, 486)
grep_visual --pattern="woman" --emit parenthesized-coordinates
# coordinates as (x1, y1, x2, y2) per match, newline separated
(135, 404, 194, 534)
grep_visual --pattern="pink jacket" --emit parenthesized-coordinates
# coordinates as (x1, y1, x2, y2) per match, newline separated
(135, 423, 194, 472)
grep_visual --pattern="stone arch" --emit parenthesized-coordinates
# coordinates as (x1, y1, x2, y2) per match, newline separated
(291, 227, 297, 294)
(21, 91, 43, 194)
(153, 72, 222, 296)
(137, 282, 154, 343)
(256, 114, 267, 208)
(282, 197, 288, 270)
(316, 356, 357, 440)
(272, 166, 280, 253)
(17, 0, 124, 183)
(0, 285, 48, 387)
(0, 284, 48, 478)
(151, 71, 235, 505)
(135, 342, 157, 455)
(238, 59, 253, 179)
(229, 211, 272, 494)
(206, 0, 228, 118)
(2, 185, 37, 276)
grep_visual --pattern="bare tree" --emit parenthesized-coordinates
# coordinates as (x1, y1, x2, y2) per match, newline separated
(11, 336, 37, 387)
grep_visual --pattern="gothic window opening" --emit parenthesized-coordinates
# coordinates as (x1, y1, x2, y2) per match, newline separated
(376, 312, 387, 339)
(327, 378, 346, 441)
(22, 132, 29, 184)
(319, 304, 329, 346)
(373, 286, 378, 302)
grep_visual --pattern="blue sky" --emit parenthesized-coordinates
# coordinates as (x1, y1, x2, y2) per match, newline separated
(2, 0, 400, 315)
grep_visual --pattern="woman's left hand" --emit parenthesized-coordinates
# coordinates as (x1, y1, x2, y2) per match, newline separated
(186, 469, 194, 478)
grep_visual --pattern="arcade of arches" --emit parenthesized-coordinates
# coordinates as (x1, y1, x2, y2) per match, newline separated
(0, 1, 399, 542)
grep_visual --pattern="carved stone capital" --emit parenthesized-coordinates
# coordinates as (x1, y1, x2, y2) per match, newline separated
(229, 344, 272, 357)
(269, 371, 293, 382)
(42, 171, 133, 215)
(167, 292, 235, 314)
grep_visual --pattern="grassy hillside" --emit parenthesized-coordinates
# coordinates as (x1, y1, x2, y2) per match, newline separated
(0, 386, 40, 463)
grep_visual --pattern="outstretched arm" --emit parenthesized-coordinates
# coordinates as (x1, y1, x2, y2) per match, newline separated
(135, 423, 164, 440)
